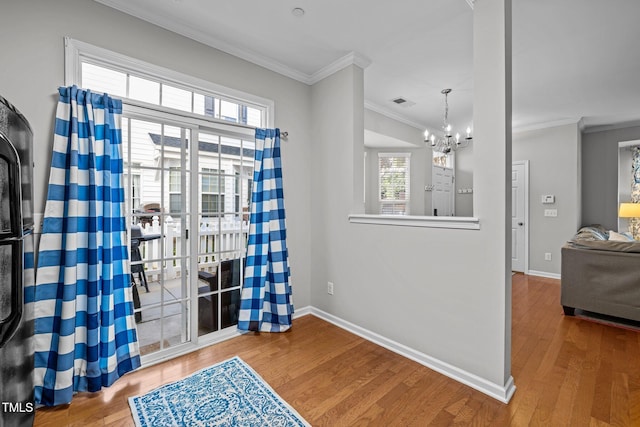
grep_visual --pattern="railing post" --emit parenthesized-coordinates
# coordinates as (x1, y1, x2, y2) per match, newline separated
(165, 217, 176, 279)
(150, 216, 160, 280)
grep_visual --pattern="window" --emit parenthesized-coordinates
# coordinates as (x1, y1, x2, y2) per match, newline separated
(131, 173, 141, 210)
(379, 153, 411, 215)
(247, 179, 253, 205)
(234, 172, 240, 215)
(79, 61, 264, 127)
(201, 168, 224, 216)
(168, 167, 182, 214)
(66, 37, 271, 361)
(123, 160, 142, 214)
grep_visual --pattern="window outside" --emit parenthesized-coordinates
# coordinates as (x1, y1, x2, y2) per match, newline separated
(379, 153, 411, 215)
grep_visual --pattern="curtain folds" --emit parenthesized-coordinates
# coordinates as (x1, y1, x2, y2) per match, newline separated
(33, 86, 140, 406)
(237, 128, 293, 332)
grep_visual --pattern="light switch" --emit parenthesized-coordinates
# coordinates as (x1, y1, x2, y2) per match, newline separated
(544, 209, 558, 217)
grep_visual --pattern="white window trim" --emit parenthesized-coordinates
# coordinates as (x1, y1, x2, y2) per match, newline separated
(378, 152, 411, 215)
(64, 37, 275, 129)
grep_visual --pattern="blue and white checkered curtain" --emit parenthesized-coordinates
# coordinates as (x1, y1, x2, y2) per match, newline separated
(238, 128, 293, 332)
(33, 86, 140, 406)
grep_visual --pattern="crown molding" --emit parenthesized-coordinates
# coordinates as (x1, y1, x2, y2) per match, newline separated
(94, 0, 311, 83)
(512, 117, 583, 134)
(364, 100, 427, 131)
(307, 52, 372, 85)
(582, 119, 640, 134)
(514, 116, 640, 134)
(95, 0, 372, 86)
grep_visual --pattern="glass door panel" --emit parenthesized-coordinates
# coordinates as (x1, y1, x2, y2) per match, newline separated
(123, 117, 192, 356)
(196, 133, 252, 337)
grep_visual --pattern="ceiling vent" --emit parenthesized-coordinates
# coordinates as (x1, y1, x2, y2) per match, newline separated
(391, 97, 415, 108)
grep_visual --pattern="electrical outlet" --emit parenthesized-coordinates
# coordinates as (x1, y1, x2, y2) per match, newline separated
(544, 253, 552, 261)
(327, 282, 334, 295)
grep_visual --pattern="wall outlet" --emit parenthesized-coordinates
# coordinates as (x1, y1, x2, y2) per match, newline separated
(544, 253, 552, 261)
(544, 209, 558, 217)
(327, 281, 334, 295)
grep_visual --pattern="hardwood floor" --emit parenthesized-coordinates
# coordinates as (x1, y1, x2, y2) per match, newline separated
(35, 273, 640, 426)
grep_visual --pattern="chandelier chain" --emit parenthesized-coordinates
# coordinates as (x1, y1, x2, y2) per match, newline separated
(424, 88, 472, 155)
(443, 92, 449, 130)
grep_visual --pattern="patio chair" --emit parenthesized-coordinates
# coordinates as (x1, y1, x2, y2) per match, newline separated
(130, 225, 149, 292)
(197, 258, 243, 331)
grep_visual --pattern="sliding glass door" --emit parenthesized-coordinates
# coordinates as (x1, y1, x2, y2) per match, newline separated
(123, 117, 193, 356)
(122, 117, 254, 358)
(196, 131, 253, 338)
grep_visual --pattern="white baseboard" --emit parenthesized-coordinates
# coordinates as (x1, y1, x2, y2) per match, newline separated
(292, 305, 312, 318)
(299, 306, 516, 404)
(526, 270, 561, 280)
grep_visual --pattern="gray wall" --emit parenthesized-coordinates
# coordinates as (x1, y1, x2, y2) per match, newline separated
(308, 0, 512, 391)
(0, 0, 313, 308)
(582, 125, 640, 229)
(364, 109, 423, 146)
(455, 148, 474, 216)
(363, 115, 586, 277)
(512, 123, 581, 275)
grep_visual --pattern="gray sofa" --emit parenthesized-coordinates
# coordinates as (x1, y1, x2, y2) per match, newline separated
(561, 226, 640, 322)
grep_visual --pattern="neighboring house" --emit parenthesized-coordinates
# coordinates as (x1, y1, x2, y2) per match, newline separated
(129, 132, 254, 224)
(2, 0, 640, 406)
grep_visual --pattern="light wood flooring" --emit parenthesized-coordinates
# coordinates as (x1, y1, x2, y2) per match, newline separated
(34, 273, 640, 426)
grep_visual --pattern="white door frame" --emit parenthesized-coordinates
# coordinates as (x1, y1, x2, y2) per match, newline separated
(512, 160, 529, 273)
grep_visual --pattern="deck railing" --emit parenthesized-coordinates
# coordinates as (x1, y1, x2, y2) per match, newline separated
(134, 216, 249, 282)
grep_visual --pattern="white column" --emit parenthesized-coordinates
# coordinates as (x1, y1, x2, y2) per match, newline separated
(473, 0, 514, 392)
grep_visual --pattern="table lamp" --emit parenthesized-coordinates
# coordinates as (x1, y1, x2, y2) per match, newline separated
(618, 202, 640, 239)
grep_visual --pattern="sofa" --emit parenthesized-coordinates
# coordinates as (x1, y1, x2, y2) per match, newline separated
(561, 226, 640, 322)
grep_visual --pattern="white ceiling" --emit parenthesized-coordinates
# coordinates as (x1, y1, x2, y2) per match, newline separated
(96, 0, 640, 134)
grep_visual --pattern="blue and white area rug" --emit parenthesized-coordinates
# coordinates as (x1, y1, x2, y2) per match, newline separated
(128, 356, 310, 426)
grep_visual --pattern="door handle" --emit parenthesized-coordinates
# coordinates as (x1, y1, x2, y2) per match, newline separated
(518, 222, 524, 226)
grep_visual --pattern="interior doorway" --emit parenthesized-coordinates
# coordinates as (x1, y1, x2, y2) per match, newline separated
(511, 161, 529, 272)
(432, 165, 454, 216)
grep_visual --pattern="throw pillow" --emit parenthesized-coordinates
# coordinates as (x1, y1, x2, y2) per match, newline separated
(608, 230, 635, 241)
(575, 226, 608, 241)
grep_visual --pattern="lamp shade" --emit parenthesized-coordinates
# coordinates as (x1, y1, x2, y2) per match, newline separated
(619, 202, 640, 218)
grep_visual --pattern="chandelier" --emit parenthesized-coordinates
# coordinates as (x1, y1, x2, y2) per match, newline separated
(424, 89, 472, 154)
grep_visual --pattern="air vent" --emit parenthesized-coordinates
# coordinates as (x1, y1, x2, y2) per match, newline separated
(390, 97, 416, 108)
